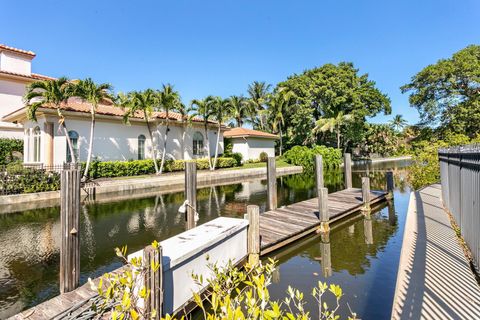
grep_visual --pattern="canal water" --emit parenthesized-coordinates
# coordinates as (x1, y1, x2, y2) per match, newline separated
(0, 160, 410, 319)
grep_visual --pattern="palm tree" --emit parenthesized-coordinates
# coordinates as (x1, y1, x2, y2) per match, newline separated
(191, 96, 215, 170)
(247, 81, 271, 130)
(24, 77, 77, 163)
(268, 89, 294, 156)
(73, 78, 113, 179)
(176, 102, 193, 159)
(389, 114, 408, 132)
(226, 95, 250, 127)
(210, 96, 231, 170)
(313, 111, 354, 149)
(157, 84, 181, 174)
(119, 90, 160, 173)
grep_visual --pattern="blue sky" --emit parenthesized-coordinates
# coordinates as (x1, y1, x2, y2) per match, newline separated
(1, 0, 479, 125)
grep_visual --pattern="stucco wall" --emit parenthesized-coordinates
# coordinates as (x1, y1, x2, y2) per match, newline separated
(0, 78, 28, 138)
(22, 115, 224, 164)
(0, 52, 32, 75)
(247, 138, 276, 160)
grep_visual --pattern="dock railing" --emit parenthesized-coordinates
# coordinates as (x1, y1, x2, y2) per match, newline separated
(438, 144, 480, 269)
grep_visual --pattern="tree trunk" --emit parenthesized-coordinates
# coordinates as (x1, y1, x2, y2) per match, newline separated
(159, 118, 169, 174)
(181, 122, 186, 160)
(336, 127, 341, 150)
(145, 113, 159, 174)
(212, 124, 221, 170)
(57, 108, 76, 164)
(82, 108, 95, 179)
(279, 123, 283, 156)
(204, 122, 212, 169)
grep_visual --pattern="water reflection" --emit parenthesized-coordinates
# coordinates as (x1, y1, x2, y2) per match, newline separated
(0, 160, 410, 318)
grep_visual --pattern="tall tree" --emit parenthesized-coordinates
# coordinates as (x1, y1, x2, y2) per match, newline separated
(268, 89, 294, 156)
(24, 77, 77, 163)
(73, 78, 113, 179)
(210, 96, 231, 170)
(313, 111, 354, 150)
(247, 81, 271, 130)
(157, 84, 181, 174)
(191, 96, 215, 169)
(401, 45, 480, 137)
(226, 95, 250, 127)
(176, 102, 193, 159)
(278, 62, 391, 147)
(389, 114, 408, 132)
(119, 90, 160, 173)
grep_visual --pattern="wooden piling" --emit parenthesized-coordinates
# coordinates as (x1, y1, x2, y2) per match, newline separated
(185, 162, 197, 230)
(246, 205, 260, 265)
(60, 167, 81, 293)
(143, 244, 163, 319)
(386, 171, 394, 199)
(344, 153, 352, 189)
(267, 157, 277, 210)
(318, 187, 329, 233)
(315, 154, 324, 189)
(362, 177, 371, 212)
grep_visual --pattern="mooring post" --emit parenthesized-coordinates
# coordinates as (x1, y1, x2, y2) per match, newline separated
(246, 205, 260, 265)
(362, 177, 371, 212)
(386, 171, 394, 199)
(344, 153, 352, 189)
(143, 244, 163, 319)
(185, 162, 197, 230)
(318, 187, 329, 233)
(267, 157, 277, 210)
(315, 154, 324, 189)
(60, 166, 81, 293)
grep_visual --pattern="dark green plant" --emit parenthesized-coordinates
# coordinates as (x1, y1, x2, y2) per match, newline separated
(231, 152, 243, 166)
(0, 162, 60, 194)
(259, 151, 268, 162)
(0, 138, 23, 165)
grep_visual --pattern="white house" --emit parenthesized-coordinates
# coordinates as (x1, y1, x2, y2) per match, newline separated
(224, 127, 278, 162)
(0, 44, 53, 138)
(3, 98, 225, 166)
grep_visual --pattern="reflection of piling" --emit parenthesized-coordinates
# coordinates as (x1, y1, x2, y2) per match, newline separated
(364, 216, 373, 245)
(272, 267, 281, 283)
(267, 157, 277, 210)
(386, 171, 394, 199)
(388, 200, 396, 226)
(320, 232, 332, 277)
(362, 177, 371, 213)
(348, 224, 355, 235)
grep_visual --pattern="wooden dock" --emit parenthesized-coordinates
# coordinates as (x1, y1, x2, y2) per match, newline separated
(260, 188, 387, 255)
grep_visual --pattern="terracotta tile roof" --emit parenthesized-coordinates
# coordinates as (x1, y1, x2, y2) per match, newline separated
(0, 44, 36, 57)
(4, 97, 213, 124)
(224, 127, 279, 139)
(0, 70, 55, 81)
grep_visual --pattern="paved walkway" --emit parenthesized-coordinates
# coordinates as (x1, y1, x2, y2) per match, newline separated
(392, 184, 480, 319)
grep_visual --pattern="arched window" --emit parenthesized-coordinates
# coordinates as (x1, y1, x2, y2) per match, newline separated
(138, 134, 146, 160)
(66, 130, 79, 163)
(193, 131, 204, 157)
(33, 126, 41, 162)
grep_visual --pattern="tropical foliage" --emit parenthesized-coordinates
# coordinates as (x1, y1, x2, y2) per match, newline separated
(0, 138, 23, 165)
(283, 146, 342, 171)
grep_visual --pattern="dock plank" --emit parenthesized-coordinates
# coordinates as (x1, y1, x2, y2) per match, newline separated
(260, 188, 387, 254)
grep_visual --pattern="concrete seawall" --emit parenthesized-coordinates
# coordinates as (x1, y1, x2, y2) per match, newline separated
(0, 166, 303, 213)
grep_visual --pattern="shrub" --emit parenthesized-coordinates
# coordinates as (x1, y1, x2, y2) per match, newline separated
(87, 157, 238, 179)
(283, 145, 342, 171)
(0, 138, 23, 165)
(0, 162, 60, 194)
(231, 152, 243, 166)
(259, 151, 268, 162)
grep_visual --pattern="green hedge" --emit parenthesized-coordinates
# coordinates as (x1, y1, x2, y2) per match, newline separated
(87, 157, 238, 178)
(0, 162, 60, 194)
(0, 138, 23, 165)
(283, 145, 342, 171)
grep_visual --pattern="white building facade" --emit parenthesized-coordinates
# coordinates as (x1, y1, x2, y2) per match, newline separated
(0, 44, 52, 138)
(224, 127, 278, 162)
(3, 101, 224, 166)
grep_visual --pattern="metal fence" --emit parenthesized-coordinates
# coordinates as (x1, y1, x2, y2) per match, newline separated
(439, 144, 480, 269)
(0, 163, 80, 195)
